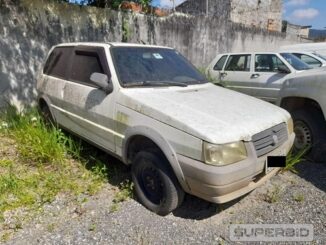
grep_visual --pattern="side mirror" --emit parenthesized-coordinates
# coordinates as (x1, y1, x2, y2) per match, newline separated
(278, 65, 291, 74)
(90, 73, 113, 93)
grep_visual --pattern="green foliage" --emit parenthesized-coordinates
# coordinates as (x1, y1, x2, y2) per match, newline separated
(86, 0, 152, 9)
(122, 19, 130, 42)
(138, 0, 151, 8)
(110, 179, 134, 212)
(0, 106, 107, 221)
(197, 67, 225, 86)
(264, 185, 282, 203)
(284, 147, 308, 173)
(293, 193, 304, 202)
(0, 107, 81, 165)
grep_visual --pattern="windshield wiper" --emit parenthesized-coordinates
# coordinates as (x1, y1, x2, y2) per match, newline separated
(124, 81, 188, 88)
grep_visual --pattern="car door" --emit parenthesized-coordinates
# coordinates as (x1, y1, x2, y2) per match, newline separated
(249, 53, 292, 103)
(62, 45, 116, 152)
(219, 54, 255, 96)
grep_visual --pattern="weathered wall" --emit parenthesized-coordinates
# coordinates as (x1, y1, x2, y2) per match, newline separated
(0, 0, 301, 107)
(230, 0, 282, 31)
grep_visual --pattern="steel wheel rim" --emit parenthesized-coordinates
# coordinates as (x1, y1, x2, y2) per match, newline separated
(294, 120, 312, 150)
(140, 166, 163, 205)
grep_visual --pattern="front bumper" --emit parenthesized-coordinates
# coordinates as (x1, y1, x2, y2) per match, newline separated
(178, 133, 295, 203)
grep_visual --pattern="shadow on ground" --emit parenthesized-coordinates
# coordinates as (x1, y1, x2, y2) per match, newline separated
(295, 161, 326, 193)
(172, 195, 242, 220)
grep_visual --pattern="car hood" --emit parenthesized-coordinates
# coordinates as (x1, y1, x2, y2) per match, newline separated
(118, 83, 290, 144)
(284, 68, 326, 91)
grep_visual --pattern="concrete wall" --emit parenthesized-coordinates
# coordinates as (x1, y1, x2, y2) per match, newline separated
(175, 0, 231, 18)
(0, 0, 301, 107)
(230, 0, 282, 31)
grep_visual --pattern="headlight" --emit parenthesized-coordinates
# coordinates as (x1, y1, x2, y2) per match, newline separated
(287, 117, 294, 135)
(203, 141, 247, 166)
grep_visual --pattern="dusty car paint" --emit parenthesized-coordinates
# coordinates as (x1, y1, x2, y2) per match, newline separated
(37, 42, 295, 206)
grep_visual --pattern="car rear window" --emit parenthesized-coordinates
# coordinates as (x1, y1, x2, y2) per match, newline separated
(43, 47, 73, 79)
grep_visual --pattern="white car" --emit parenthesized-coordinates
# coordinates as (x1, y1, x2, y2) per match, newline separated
(206, 52, 312, 103)
(37, 43, 294, 215)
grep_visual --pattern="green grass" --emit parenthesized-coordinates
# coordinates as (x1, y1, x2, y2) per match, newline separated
(110, 180, 134, 213)
(0, 106, 108, 222)
(284, 147, 308, 174)
(293, 193, 305, 202)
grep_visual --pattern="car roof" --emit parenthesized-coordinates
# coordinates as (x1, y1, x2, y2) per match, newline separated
(216, 51, 285, 56)
(55, 42, 172, 49)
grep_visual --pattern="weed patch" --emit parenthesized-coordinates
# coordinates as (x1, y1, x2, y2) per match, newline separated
(264, 185, 282, 203)
(284, 148, 308, 173)
(0, 107, 108, 224)
(110, 180, 134, 213)
(293, 193, 305, 202)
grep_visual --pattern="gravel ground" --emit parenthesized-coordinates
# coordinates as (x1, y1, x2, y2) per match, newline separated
(3, 161, 326, 245)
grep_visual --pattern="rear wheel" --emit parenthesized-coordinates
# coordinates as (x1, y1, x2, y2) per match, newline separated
(292, 109, 326, 163)
(131, 151, 185, 215)
(39, 102, 55, 126)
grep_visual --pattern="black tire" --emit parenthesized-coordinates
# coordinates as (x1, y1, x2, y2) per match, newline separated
(292, 109, 326, 163)
(131, 151, 185, 216)
(39, 102, 55, 127)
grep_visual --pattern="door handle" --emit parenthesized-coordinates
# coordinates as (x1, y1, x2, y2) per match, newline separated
(251, 74, 260, 78)
(220, 72, 227, 77)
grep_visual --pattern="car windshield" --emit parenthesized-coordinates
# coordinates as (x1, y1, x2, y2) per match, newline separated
(111, 47, 207, 87)
(280, 53, 311, 71)
(313, 52, 326, 61)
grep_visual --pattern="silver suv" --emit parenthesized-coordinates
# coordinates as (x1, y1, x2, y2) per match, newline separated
(207, 51, 326, 162)
(37, 43, 294, 215)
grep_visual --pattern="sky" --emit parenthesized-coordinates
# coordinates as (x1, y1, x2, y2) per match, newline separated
(152, 0, 326, 30)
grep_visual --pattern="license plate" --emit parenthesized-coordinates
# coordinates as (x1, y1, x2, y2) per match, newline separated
(265, 156, 286, 174)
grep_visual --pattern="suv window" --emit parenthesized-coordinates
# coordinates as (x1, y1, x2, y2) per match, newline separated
(292, 53, 322, 68)
(280, 53, 311, 71)
(255, 54, 288, 72)
(213, 55, 228, 71)
(43, 47, 73, 79)
(70, 51, 104, 85)
(225, 55, 251, 71)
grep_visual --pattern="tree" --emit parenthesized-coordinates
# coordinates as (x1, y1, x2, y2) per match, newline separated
(86, 0, 152, 9)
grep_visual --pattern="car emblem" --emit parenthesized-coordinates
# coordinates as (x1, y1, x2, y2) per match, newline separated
(272, 135, 279, 146)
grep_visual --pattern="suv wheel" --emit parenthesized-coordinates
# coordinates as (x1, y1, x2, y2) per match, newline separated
(292, 109, 326, 163)
(131, 151, 185, 216)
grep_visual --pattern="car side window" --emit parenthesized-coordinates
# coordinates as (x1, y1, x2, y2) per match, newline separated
(293, 53, 322, 68)
(213, 55, 228, 71)
(43, 47, 73, 79)
(225, 55, 251, 71)
(70, 51, 104, 85)
(255, 54, 287, 72)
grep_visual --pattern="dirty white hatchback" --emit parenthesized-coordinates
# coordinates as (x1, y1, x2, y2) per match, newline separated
(37, 42, 295, 215)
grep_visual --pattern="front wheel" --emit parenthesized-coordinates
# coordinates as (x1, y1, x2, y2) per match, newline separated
(292, 109, 326, 162)
(131, 151, 185, 216)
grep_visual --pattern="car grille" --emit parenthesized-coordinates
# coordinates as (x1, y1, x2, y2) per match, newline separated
(252, 123, 288, 157)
